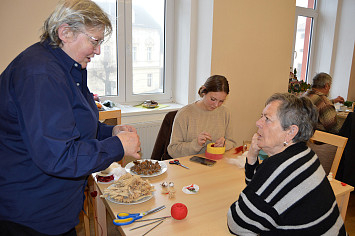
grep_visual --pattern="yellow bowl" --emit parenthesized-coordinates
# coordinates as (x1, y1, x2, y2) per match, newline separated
(205, 143, 225, 160)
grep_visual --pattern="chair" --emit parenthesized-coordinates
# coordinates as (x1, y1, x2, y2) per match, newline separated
(99, 110, 121, 125)
(151, 110, 178, 161)
(308, 130, 348, 177)
(336, 112, 355, 186)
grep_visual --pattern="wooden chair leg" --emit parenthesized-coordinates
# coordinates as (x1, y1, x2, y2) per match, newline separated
(82, 189, 90, 236)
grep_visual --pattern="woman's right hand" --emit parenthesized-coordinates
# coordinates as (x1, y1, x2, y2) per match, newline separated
(247, 133, 261, 165)
(116, 132, 141, 159)
(197, 132, 212, 146)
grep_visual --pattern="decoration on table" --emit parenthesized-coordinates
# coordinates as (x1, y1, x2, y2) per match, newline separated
(205, 143, 225, 160)
(96, 162, 126, 184)
(131, 160, 162, 175)
(327, 172, 333, 182)
(93, 93, 100, 102)
(93, 93, 116, 110)
(182, 184, 199, 194)
(171, 203, 188, 220)
(226, 151, 247, 168)
(288, 68, 311, 96)
(142, 100, 159, 108)
(344, 101, 354, 111)
(100, 173, 155, 203)
(161, 181, 176, 199)
(96, 174, 114, 183)
(234, 145, 244, 154)
(102, 100, 115, 108)
(134, 100, 169, 109)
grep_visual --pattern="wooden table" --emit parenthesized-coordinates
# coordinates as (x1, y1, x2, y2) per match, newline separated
(91, 150, 354, 236)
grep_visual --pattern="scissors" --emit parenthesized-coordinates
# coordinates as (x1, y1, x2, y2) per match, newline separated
(169, 159, 189, 169)
(113, 205, 166, 226)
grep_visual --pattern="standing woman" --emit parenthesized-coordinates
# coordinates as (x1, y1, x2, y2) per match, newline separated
(0, 0, 140, 235)
(167, 75, 237, 158)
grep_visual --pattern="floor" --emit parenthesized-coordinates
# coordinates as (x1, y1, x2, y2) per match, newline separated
(76, 192, 355, 236)
(345, 192, 355, 235)
(76, 205, 122, 236)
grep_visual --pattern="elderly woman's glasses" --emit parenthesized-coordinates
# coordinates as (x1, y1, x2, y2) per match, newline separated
(81, 32, 104, 48)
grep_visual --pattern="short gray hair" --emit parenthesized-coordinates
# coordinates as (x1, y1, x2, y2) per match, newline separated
(266, 93, 319, 143)
(311, 72, 332, 89)
(40, 0, 112, 47)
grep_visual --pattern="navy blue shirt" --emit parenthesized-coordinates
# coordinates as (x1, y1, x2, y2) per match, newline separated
(0, 40, 124, 234)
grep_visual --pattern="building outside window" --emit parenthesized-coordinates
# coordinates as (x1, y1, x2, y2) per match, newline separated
(147, 73, 152, 87)
(87, 0, 171, 103)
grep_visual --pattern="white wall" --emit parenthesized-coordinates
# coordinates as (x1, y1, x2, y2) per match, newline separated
(0, 0, 59, 72)
(173, 0, 214, 105)
(210, 0, 295, 145)
(173, 0, 193, 105)
(331, 0, 355, 100)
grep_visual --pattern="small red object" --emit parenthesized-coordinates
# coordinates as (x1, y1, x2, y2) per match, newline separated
(171, 203, 188, 220)
(96, 174, 114, 183)
(341, 182, 347, 186)
(235, 146, 243, 154)
(90, 191, 98, 198)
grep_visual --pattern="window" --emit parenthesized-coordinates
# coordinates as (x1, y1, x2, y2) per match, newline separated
(291, 0, 317, 82)
(132, 46, 137, 62)
(146, 46, 152, 61)
(87, 0, 172, 104)
(147, 73, 152, 87)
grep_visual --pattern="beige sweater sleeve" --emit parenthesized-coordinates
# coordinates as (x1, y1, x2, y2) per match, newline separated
(167, 103, 237, 158)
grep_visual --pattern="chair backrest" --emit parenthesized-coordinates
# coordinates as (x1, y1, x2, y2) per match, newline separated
(151, 110, 178, 161)
(99, 110, 121, 125)
(308, 130, 348, 177)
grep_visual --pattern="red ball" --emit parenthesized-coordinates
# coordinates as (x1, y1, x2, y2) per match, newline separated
(171, 203, 188, 220)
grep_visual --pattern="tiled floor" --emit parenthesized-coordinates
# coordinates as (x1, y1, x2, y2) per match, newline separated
(76, 192, 355, 236)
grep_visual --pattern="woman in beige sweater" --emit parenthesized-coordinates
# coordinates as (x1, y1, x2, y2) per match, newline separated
(167, 75, 237, 158)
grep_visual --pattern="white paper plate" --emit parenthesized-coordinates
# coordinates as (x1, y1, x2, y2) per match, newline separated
(105, 184, 154, 205)
(125, 160, 167, 177)
(182, 184, 199, 194)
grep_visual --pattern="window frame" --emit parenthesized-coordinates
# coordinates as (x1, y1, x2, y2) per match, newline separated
(98, 0, 173, 105)
(291, 4, 318, 82)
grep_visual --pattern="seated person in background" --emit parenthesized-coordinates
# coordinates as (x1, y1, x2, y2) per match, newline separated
(167, 75, 237, 158)
(303, 72, 344, 134)
(227, 93, 347, 235)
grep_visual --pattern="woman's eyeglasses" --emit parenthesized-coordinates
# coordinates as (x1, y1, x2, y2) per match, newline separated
(81, 31, 104, 48)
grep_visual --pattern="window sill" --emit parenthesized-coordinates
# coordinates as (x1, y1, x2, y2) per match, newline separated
(119, 103, 183, 116)
(104, 103, 184, 124)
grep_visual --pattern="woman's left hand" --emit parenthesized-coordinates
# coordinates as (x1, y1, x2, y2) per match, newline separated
(214, 137, 225, 147)
(112, 125, 137, 136)
(247, 133, 261, 165)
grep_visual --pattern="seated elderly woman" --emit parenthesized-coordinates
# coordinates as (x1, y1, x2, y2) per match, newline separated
(227, 93, 347, 235)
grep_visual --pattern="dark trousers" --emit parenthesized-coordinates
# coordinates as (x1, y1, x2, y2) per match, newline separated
(0, 221, 76, 236)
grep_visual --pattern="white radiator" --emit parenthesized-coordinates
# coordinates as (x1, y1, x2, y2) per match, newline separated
(129, 120, 162, 159)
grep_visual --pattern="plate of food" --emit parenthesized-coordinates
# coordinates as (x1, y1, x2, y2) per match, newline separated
(101, 173, 155, 205)
(125, 160, 167, 177)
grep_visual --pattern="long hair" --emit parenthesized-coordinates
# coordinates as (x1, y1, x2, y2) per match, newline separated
(198, 75, 230, 97)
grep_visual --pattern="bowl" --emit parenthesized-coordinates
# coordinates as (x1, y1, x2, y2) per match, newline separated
(205, 143, 225, 160)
